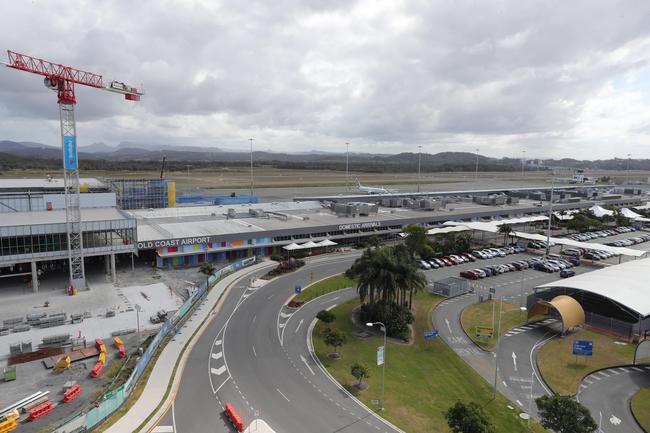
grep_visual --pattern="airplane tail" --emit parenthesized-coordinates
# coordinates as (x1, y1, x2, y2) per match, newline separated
(355, 178, 362, 187)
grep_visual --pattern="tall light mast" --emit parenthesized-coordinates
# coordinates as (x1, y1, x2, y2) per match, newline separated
(5, 50, 143, 290)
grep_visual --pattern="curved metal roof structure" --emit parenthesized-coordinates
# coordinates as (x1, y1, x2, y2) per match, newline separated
(528, 295, 585, 331)
(537, 258, 650, 317)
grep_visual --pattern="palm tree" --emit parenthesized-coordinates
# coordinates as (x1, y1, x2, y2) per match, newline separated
(498, 223, 513, 246)
(199, 262, 216, 290)
(394, 253, 427, 308)
(348, 246, 399, 304)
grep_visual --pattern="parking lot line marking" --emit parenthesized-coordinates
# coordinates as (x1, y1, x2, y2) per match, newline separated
(276, 388, 291, 402)
(631, 367, 643, 372)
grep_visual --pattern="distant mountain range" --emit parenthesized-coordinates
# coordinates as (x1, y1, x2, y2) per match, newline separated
(0, 140, 648, 172)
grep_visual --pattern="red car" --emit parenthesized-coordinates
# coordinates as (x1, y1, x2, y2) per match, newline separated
(460, 270, 479, 280)
(511, 262, 525, 271)
(441, 257, 454, 266)
(461, 253, 476, 262)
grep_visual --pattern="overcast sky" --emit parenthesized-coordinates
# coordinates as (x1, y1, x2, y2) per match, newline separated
(1, 0, 650, 159)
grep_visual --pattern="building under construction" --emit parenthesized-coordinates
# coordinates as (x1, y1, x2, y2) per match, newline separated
(107, 178, 176, 210)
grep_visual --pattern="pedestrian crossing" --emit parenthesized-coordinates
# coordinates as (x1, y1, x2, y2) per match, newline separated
(503, 318, 558, 338)
(579, 365, 650, 391)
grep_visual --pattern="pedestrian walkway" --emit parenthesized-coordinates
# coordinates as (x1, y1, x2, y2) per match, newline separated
(244, 419, 277, 433)
(104, 260, 274, 433)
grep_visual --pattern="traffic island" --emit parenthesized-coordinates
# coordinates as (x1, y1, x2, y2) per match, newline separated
(631, 387, 650, 432)
(311, 292, 548, 433)
(537, 329, 636, 395)
(460, 300, 531, 350)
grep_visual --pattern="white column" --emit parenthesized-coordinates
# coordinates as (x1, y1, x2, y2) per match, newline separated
(110, 253, 117, 283)
(31, 261, 39, 293)
(105, 254, 111, 275)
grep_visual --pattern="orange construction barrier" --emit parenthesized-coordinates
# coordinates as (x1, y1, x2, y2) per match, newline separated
(95, 338, 104, 348)
(224, 402, 245, 432)
(28, 401, 54, 421)
(113, 336, 123, 347)
(63, 384, 82, 403)
(117, 345, 126, 358)
(99, 344, 106, 354)
(98, 352, 106, 365)
(90, 361, 104, 378)
(0, 417, 17, 433)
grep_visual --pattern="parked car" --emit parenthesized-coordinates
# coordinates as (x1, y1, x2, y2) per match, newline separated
(460, 270, 479, 280)
(427, 260, 440, 269)
(418, 260, 431, 270)
(560, 269, 576, 278)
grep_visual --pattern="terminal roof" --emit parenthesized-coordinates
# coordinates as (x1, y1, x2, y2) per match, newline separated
(0, 207, 131, 227)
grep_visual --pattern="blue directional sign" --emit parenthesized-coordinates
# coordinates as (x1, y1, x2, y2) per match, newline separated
(572, 340, 593, 356)
(424, 330, 439, 340)
(294, 285, 302, 294)
(63, 135, 78, 169)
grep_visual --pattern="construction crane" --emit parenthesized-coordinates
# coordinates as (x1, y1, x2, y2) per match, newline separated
(4, 50, 144, 290)
(160, 155, 167, 179)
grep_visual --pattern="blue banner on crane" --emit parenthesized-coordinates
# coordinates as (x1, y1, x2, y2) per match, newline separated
(63, 135, 77, 169)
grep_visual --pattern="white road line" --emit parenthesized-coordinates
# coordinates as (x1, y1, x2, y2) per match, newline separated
(276, 388, 291, 402)
(295, 319, 304, 333)
(252, 315, 256, 324)
(252, 346, 257, 358)
(325, 304, 337, 311)
(619, 367, 629, 373)
(516, 400, 523, 406)
(268, 294, 275, 299)
(211, 352, 223, 360)
(631, 366, 643, 372)
(445, 318, 452, 334)
(280, 312, 293, 318)
(172, 401, 177, 433)
(211, 366, 227, 376)
(214, 339, 222, 346)
(152, 427, 174, 433)
(300, 354, 315, 375)
(598, 371, 610, 378)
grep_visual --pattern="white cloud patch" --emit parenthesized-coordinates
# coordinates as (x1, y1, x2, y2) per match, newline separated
(0, 0, 649, 159)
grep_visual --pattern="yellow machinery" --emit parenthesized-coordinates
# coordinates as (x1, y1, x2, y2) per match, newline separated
(53, 355, 71, 373)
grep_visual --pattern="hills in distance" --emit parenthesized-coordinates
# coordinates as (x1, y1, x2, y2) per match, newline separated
(0, 140, 646, 173)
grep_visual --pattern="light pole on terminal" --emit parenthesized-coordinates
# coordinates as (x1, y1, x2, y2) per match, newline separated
(366, 321, 386, 411)
(545, 181, 555, 257)
(626, 153, 631, 184)
(492, 296, 503, 400)
(346, 142, 350, 191)
(417, 145, 422, 193)
(522, 150, 526, 178)
(249, 138, 255, 197)
(475, 148, 479, 180)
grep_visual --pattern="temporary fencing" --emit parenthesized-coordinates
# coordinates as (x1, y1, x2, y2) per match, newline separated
(48, 256, 257, 432)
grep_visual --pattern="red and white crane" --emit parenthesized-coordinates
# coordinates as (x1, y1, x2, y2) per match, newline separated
(4, 50, 144, 290)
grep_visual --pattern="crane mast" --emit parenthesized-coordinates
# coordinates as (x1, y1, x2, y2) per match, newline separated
(5, 50, 143, 290)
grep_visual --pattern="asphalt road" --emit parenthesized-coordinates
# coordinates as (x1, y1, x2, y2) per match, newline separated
(158, 253, 402, 433)
(578, 365, 650, 433)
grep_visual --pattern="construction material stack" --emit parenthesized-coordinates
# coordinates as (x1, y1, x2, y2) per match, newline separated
(113, 336, 126, 358)
(91, 338, 106, 378)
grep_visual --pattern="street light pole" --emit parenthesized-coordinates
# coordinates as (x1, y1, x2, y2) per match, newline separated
(417, 145, 422, 193)
(249, 138, 255, 197)
(492, 296, 503, 399)
(522, 150, 526, 178)
(528, 370, 535, 428)
(545, 181, 555, 257)
(367, 321, 386, 411)
(346, 142, 350, 192)
(626, 153, 631, 184)
(135, 303, 141, 347)
(475, 148, 479, 179)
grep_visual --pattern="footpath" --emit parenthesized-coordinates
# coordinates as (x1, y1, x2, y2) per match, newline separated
(104, 260, 274, 433)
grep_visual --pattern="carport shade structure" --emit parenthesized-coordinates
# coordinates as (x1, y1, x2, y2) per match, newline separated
(532, 258, 650, 337)
(528, 295, 585, 332)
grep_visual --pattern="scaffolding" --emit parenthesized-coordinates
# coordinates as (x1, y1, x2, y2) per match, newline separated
(108, 179, 172, 210)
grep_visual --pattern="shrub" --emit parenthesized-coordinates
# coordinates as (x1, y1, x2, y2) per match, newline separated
(359, 302, 414, 340)
(316, 310, 336, 323)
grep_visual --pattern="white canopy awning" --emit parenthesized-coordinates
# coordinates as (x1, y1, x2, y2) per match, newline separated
(537, 257, 650, 317)
(300, 241, 319, 248)
(590, 205, 614, 217)
(316, 239, 337, 246)
(427, 226, 471, 235)
(620, 207, 650, 222)
(282, 243, 302, 251)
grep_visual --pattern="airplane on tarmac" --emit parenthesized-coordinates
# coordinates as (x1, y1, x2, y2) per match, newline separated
(355, 178, 395, 194)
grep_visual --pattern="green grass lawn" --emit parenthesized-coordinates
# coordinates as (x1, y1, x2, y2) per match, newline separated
(461, 300, 529, 350)
(294, 273, 355, 303)
(537, 329, 636, 395)
(631, 387, 650, 431)
(313, 292, 547, 433)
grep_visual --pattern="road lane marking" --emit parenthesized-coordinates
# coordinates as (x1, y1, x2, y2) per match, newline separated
(631, 366, 643, 372)
(252, 315, 256, 324)
(300, 354, 316, 375)
(295, 319, 304, 333)
(211, 366, 226, 375)
(152, 427, 174, 433)
(214, 339, 222, 346)
(326, 304, 337, 311)
(211, 352, 223, 360)
(512, 352, 518, 372)
(516, 400, 523, 406)
(252, 346, 257, 358)
(445, 318, 452, 334)
(276, 388, 291, 402)
(280, 312, 293, 318)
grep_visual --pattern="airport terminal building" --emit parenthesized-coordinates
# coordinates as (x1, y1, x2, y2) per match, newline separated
(0, 177, 646, 290)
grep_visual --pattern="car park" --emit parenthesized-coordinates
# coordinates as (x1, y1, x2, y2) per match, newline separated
(427, 260, 440, 269)
(460, 270, 479, 280)
(473, 269, 487, 278)
(418, 260, 431, 269)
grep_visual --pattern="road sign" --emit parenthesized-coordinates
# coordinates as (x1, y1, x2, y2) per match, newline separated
(371, 399, 380, 405)
(377, 345, 384, 366)
(572, 340, 593, 356)
(424, 330, 439, 340)
(294, 285, 302, 294)
(489, 287, 496, 294)
(475, 326, 494, 340)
